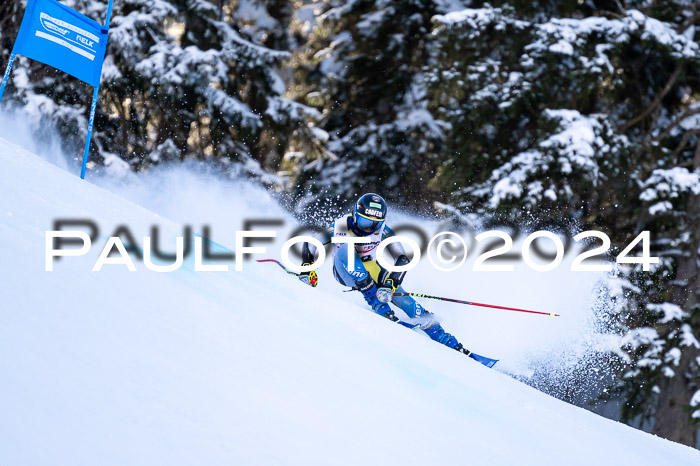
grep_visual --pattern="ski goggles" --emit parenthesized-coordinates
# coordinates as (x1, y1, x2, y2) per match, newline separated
(355, 214, 384, 232)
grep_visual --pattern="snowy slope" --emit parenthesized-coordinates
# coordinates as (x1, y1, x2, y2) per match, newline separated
(1, 137, 699, 466)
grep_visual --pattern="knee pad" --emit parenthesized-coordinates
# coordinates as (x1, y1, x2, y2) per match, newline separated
(415, 310, 437, 329)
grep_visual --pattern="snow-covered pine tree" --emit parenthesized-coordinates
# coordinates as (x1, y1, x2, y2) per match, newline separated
(609, 165, 700, 446)
(102, 0, 322, 179)
(288, 0, 453, 208)
(0, 0, 101, 158)
(427, 3, 647, 228)
(428, 0, 700, 446)
(0, 0, 319, 181)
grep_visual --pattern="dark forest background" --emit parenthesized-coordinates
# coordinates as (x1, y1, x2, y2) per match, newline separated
(1, 0, 699, 448)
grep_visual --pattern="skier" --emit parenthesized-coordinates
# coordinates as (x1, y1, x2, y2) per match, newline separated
(298, 193, 470, 355)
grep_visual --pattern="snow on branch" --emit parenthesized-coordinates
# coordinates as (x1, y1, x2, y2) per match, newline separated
(528, 10, 698, 60)
(640, 167, 700, 204)
(646, 303, 688, 324)
(474, 110, 625, 209)
(203, 87, 261, 130)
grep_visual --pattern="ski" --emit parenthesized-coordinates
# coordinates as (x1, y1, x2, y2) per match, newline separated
(396, 320, 421, 330)
(467, 352, 498, 368)
(395, 319, 498, 368)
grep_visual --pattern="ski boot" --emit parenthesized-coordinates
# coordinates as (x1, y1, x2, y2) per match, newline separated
(423, 323, 461, 349)
(453, 343, 472, 356)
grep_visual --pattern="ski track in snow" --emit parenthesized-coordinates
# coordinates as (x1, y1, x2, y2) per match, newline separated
(1, 135, 699, 465)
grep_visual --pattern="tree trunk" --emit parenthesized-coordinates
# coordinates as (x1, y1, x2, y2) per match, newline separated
(652, 332, 699, 447)
(652, 181, 700, 447)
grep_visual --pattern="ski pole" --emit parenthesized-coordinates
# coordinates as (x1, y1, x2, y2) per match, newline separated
(257, 258, 555, 317)
(257, 258, 320, 286)
(256, 259, 302, 277)
(392, 293, 559, 317)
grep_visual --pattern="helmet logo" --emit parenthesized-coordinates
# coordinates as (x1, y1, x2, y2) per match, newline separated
(369, 202, 383, 209)
(364, 208, 383, 218)
(371, 195, 381, 202)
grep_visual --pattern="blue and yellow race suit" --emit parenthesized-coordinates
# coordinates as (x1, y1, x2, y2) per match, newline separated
(301, 214, 436, 327)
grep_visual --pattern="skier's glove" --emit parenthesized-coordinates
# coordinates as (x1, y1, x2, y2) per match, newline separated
(376, 286, 393, 304)
(299, 263, 318, 287)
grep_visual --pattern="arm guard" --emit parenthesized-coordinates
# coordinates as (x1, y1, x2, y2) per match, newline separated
(378, 254, 410, 291)
(301, 226, 334, 265)
(301, 242, 316, 265)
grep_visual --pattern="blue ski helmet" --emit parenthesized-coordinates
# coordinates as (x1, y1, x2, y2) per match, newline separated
(353, 193, 387, 233)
